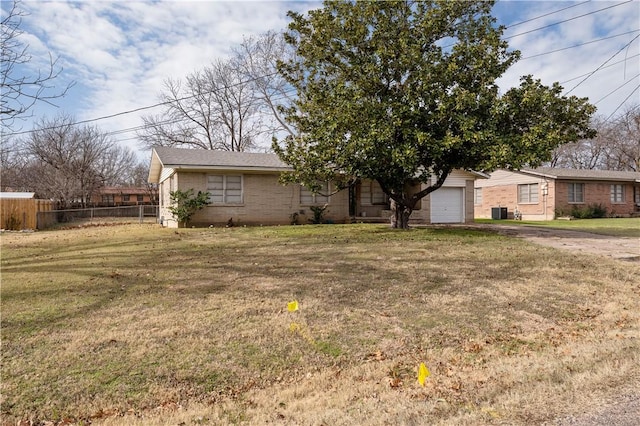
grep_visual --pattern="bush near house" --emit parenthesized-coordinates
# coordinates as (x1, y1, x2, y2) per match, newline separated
(168, 189, 210, 227)
(556, 203, 607, 219)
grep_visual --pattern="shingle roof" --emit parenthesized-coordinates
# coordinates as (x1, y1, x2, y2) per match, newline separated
(153, 146, 289, 169)
(522, 167, 640, 182)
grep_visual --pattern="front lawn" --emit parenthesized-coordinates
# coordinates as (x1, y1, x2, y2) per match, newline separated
(1, 224, 638, 425)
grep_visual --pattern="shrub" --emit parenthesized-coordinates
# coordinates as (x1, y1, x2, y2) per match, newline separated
(308, 205, 328, 224)
(168, 189, 210, 227)
(564, 203, 607, 219)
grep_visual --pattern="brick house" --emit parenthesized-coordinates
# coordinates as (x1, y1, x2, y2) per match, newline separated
(148, 147, 486, 227)
(91, 186, 156, 206)
(474, 168, 640, 220)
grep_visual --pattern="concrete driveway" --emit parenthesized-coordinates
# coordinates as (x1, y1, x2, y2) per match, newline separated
(477, 224, 640, 261)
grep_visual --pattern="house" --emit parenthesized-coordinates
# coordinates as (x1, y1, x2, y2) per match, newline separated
(148, 147, 485, 227)
(90, 186, 156, 207)
(474, 168, 640, 220)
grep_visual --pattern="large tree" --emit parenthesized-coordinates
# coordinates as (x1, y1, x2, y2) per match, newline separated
(23, 114, 137, 207)
(1, 0, 73, 133)
(551, 105, 639, 171)
(232, 30, 299, 139)
(138, 59, 262, 152)
(274, 0, 596, 228)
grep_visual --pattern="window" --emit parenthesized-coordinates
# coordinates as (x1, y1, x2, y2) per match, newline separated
(568, 183, 584, 203)
(207, 175, 243, 204)
(474, 188, 482, 205)
(102, 195, 114, 204)
(122, 194, 130, 202)
(300, 181, 329, 205)
(517, 183, 538, 203)
(361, 180, 387, 205)
(137, 194, 144, 202)
(611, 184, 625, 203)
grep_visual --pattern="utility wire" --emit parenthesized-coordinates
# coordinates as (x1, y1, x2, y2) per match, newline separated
(559, 54, 640, 84)
(3, 72, 281, 137)
(504, 0, 591, 28)
(520, 29, 639, 60)
(503, 0, 633, 40)
(593, 72, 640, 105)
(605, 84, 640, 122)
(564, 33, 640, 95)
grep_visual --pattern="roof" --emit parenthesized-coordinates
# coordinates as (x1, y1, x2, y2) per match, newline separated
(98, 187, 149, 195)
(520, 167, 640, 183)
(148, 147, 290, 183)
(0, 192, 36, 199)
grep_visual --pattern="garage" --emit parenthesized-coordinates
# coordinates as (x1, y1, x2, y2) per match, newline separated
(430, 187, 464, 223)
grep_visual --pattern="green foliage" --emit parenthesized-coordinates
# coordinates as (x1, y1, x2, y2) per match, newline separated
(168, 189, 210, 226)
(556, 203, 608, 219)
(274, 0, 596, 228)
(308, 205, 328, 224)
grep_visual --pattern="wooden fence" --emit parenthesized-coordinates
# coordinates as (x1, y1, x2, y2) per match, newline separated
(1, 198, 55, 230)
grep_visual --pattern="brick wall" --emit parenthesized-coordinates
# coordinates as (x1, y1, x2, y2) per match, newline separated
(165, 171, 350, 227)
(555, 181, 637, 217)
(475, 180, 555, 220)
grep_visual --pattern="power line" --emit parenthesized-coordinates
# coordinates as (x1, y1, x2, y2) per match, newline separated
(503, 0, 633, 40)
(504, 1, 591, 28)
(564, 33, 640, 95)
(3, 72, 281, 137)
(559, 54, 640, 84)
(520, 29, 639, 60)
(593, 72, 640, 105)
(605, 84, 640, 122)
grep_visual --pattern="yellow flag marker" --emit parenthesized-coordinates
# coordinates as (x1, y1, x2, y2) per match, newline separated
(418, 362, 430, 386)
(287, 300, 299, 312)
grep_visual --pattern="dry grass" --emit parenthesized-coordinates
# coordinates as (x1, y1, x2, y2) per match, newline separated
(1, 224, 639, 425)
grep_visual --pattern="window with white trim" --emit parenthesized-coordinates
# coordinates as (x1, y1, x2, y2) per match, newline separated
(517, 183, 538, 203)
(474, 188, 482, 205)
(568, 183, 584, 203)
(610, 184, 624, 203)
(207, 175, 243, 204)
(300, 181, 329, 205)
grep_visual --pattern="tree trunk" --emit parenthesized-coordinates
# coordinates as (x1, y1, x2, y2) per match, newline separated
(389, 199, 412, 229)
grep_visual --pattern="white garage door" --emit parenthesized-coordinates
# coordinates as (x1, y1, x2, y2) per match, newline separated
(430, 187, 464, 223)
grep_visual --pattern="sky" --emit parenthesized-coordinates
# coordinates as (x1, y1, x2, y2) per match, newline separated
(3, 0, 639, 160)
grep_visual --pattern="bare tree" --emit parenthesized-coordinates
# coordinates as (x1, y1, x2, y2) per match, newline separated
(551, 105, 639, 171)
(138, 59, 262, 152)
(1, 0, 73, 133)
(0, 137, 30, 191)
(24, 114, 137, 207)
(603, 105, 640, 171)
(232, 30, 298, 138)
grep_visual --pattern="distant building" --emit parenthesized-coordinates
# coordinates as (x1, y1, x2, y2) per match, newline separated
(90, 187, 156, 207)
(475, 168, 640, 220)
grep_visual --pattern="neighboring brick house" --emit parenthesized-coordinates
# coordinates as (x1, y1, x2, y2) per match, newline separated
(474, 168, 640, 220)
(148, 147, 486, 227)
(91, 187, 156, 206)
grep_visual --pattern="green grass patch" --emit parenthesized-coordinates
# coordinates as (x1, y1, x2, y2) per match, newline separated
(475, 217, 640, 237)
